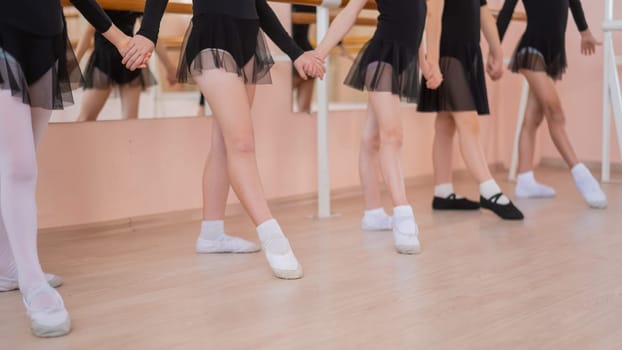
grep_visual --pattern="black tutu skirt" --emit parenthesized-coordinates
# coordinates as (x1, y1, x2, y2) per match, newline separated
(83, 36, 157, 89)
(178, 13, 275, 85)
(344, 36, 420, 103)
(508, 32, 567, 80)
(418, 42, 489, 115)
(0, 20, 82, 110)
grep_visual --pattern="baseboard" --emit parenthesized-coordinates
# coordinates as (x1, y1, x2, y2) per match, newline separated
(539, 157, 622, 173)
(36, 163, 529, 236)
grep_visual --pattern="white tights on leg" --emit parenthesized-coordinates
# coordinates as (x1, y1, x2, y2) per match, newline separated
(0, 91, 53, 308)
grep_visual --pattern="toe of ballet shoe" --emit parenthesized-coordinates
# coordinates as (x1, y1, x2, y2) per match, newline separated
(432, 194, 480, 211)
(480, 195, 525, 221)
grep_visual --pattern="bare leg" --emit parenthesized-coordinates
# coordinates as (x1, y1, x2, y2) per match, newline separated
(433, 112, 456, 186)
(517, 89, 545, 174)
(296, 79, 314, 114)
(519, 69, 607, 208)
(519, 70, 579, 168)
(450, 111, 525, 220)
(359, 107, 392, 231)
(367, 91, 420, 253)
(452, 111, 493, 183)
(119, 84, 142, 119)
(367, 92, 408, 206)
(514, 88, 556, 198)
(76, 88, 111, 122)
(194, 71, 301, 277)
(359, 107, 383, 210)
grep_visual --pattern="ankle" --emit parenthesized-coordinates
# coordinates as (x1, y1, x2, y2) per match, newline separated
(199, 219, 225, 240)
(434, 183, 454, 198)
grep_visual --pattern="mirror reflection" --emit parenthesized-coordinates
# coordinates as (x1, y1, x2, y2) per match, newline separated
(290, 5, 376, 113)
(55, 2, 379, 123)
(54, 3, 205, 123)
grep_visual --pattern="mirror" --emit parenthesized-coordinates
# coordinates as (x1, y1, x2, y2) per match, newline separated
(55, 2, 379, 123)
(290, 5, 377, 114)
(54, 2, 206, 123)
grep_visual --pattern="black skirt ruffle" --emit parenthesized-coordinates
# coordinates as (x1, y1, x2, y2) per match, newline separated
(178, 13, 275, 85)
(82, 37, 157, 89)
(0, 19, 82, 110)
(343, 36, 420, 103)
(418, 42, 489, 115)
(508, 33, 567, 80)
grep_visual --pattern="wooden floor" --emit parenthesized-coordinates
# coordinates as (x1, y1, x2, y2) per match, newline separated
(1, 167, 621, 349)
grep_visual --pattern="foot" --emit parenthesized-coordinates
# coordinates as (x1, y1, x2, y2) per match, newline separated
(392, 215, 421, 255)
(23, 284, 71, 338)
(195, 233, 260, 254)
(432, 193, 480, 211)
(573, 172, 608, 209)
(515, 172, 556, 198)
(480, 194, 524, 220)
(0, 273, 63, 292)
(259, 232, 303, 280)
(361, 210, 392, 231)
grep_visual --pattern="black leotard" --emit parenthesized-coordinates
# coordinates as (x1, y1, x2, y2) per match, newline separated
(496, 0, 589, 79)
(84, 11, 157, 89)
(418, 0, 490, 115)
(138, 0, 303, 60)
(2, 0, 112, 37)
(0, 1, 112, 109)
(344, 0, 426, 102)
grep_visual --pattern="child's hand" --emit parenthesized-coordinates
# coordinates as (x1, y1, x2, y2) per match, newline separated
(122, 35, 155, 71)
(294, 51, 325, 80)
(486, 52, 504, 81)
(423, 59, 443, 90)
(580, 29, 601, 56)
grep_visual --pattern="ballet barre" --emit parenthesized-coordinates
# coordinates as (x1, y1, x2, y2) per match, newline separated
(490, 11, 528, 182)
(601, 0, 622, 182)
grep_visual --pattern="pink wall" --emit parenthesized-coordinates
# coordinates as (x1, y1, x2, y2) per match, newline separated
(36, 2, 615, 228)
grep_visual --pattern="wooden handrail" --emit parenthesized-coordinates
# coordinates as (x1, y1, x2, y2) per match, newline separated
(292, 12, 377, 26)
(61, 0, 377, 12)
(61, 1, 526, 23)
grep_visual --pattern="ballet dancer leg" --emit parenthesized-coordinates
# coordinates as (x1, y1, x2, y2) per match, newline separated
(194, 70, 302, 279)
(0, 90, 70, 337)
(431, 112, 479, 210)
(119, 84, 142, 119)
(76, 87, 112, 122)
(514, 89, 556, 198)
(196, 84, 260, 254)
(520, 70, 606, 208)
(0, 106, 62, 292)
(368, 91, 420, 254)
(452, 112, 523, 220)
(359, 107, 392, 231)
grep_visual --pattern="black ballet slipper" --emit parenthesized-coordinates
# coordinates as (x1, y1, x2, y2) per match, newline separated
(432, 194, 480, 210)
(480, 193, 524, 221)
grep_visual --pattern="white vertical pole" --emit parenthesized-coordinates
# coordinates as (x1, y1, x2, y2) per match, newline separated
(602, 0, 614, 182)
(316, 5, 331, 218)
(509, 80, 529, 181)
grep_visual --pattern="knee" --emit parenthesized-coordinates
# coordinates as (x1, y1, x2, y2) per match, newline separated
(360, 131, 381, 153)
(228, 136, 256, 155)
(543, 101, 565, 124)
(1, 155, 38, 185)
(380, 125, 403, 148)
(454, 116, 480, 136)
(523, 114, 544, 130)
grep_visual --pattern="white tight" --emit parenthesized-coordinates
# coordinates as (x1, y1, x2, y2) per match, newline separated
(0, 90, 51, 294)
